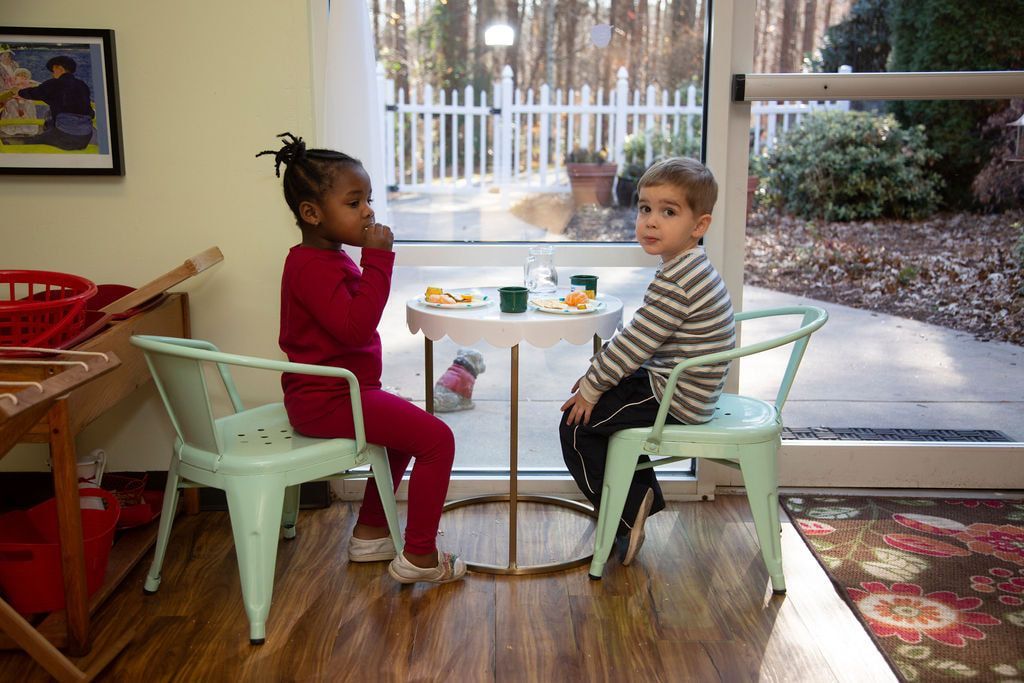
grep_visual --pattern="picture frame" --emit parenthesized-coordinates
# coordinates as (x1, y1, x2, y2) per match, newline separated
(0, 27, 124, 175)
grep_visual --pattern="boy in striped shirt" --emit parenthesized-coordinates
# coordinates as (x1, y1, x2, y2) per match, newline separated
(559, 157, 736, 567)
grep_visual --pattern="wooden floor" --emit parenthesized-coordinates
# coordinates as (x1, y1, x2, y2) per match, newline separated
(0, 495, 895, 682)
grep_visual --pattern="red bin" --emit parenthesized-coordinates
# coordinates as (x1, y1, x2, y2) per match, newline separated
(0, 487, 120, 615)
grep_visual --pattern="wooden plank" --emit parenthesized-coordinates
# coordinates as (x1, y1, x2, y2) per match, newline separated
(99, 247, 222, 315)
(66, 295, 187, 435)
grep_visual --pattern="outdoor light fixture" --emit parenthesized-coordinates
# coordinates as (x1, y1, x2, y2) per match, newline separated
(484, 24, 514, 46)
(1009, 113, 1024, 162)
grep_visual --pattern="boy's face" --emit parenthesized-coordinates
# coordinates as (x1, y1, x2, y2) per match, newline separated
(635, 183, 712, 262)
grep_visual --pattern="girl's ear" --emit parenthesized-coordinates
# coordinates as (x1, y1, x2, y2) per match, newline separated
(298, 200, 322, 226)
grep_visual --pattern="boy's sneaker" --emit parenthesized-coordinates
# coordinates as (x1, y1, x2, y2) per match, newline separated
(388, 551, 467, 584)
(622, 488, 654, 567)
(348, 535, 398, 562)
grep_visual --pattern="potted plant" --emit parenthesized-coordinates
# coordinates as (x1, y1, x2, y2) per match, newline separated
(565, 147, 616, 207)
(616, 162, 646, 207)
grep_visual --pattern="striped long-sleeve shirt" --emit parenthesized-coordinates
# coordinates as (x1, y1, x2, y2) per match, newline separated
(577, 248, 736, 424)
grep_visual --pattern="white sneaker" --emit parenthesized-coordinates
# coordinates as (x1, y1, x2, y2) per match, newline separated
(622, 488, 654, 567)
(388, 551, 467, 584)
(348, 535, 398, 562)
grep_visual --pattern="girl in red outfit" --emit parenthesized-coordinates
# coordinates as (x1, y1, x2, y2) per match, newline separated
(258, 133, 465, 584)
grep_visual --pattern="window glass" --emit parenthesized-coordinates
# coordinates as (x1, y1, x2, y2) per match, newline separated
(746, 0, 1024, 444)
(370, 0, 708, 244)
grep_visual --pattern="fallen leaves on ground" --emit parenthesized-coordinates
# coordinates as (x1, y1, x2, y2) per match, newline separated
(745, 210, 1024, 346)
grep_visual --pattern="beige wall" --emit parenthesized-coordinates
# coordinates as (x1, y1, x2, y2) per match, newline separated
(2, 1, 315, 470)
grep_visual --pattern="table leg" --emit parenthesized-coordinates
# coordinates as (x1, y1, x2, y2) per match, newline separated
(47, 400, 90, 656)
(424, 337, 434, 415)
(508, 345, 518, 569)
(441, 340, 595, 575)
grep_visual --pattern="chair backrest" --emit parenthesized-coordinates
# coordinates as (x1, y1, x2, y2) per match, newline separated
(732, 306, 828, 412)
(132, 334, 369, 458)
(131, 335, 243, 455)
(646, 306, 828, 443)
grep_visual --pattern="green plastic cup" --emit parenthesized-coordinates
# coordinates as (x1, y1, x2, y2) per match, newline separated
(498, 286, 529, 313)
(570, 274, 599, 299)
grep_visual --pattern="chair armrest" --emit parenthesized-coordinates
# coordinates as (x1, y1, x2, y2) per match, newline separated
(131, 335, 370, 452)
(643, 306, 827, 449)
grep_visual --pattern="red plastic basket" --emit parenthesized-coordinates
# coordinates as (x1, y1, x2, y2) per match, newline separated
(0, 270, 97, 351)
(0, 487, 120, 615)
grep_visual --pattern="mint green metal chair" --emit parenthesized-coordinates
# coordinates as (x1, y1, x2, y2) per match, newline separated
(588, 306, 828, 591)
(130, 335, 403, 644)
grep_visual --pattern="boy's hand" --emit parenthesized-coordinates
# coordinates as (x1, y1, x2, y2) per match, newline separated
(561, 391, 596, 426)
(363, 223, 394, 251)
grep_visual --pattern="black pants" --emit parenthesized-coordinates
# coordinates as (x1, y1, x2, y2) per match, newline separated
(559, 370, 680, 535)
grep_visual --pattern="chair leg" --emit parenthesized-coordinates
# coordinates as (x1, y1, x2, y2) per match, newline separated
(224, 479, 286, 644)
(739, 442, 786, 594)
(366, 446, 404, 555)
(144, 456, 183, 594)
(588, 439, 641, 580)
(281, 485, 300, 540)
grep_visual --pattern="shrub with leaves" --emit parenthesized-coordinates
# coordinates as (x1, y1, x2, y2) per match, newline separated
(765, 110, 942, 221)
(565, 147, 609, 164)
(888, 1, 1024, 209)
(972, 99, 1024, 211)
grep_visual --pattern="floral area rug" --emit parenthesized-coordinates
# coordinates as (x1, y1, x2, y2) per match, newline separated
(781, 496, 1024, 682)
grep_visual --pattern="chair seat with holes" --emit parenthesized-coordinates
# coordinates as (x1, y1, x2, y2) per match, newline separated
(173, 403, 371, 475)
(130, 335, 403, 645)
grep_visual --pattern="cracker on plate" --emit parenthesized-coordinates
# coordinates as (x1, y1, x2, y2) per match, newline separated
(530, 298, 568, 310)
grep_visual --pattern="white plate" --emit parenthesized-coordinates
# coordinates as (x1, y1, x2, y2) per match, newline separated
(529, 299, 605, 315)
(416, 292, 492, 309)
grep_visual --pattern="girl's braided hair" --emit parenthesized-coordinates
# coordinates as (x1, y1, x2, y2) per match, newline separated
(256, 132, 362, 225)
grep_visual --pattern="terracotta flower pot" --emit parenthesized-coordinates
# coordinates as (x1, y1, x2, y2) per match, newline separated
(567, 163, 617, 208)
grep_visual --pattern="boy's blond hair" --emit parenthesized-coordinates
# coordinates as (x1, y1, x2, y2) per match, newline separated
(638, 157, 718, 217)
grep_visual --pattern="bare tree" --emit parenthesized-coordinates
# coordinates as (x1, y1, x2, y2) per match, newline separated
(778, 0, 799, 71)
(802, 0, 819, 65)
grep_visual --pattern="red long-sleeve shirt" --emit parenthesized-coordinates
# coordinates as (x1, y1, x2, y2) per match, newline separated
(279, 245, 395, 427)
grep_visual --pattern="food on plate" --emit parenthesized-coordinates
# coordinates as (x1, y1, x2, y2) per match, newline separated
(530, 298, 569, 310)
(424, 286, 476, 305)
(564, 291, 589, 308)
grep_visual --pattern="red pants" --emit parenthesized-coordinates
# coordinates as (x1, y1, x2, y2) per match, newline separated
(292, 390, 455, 555)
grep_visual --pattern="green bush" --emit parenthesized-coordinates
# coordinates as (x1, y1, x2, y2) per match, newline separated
(621, 126, 701, 172)
(816, 0, 891, 74)
(765, 110, 942, 221)
(888, 0, 1024, 208)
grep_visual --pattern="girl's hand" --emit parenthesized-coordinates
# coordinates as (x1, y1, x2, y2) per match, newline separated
(561, 392, 595, 426)
(363, 223, 394, 251)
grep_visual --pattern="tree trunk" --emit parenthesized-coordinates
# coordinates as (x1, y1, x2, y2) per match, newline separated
(505, 0, 522, 82)
(474, 0, 495, 90)
(634, 0, 649, 86)
(801, 0, 819, 64)
(543, 0, 557, 86)
(778, 0, 799, 71)
(394, 0, 409, 96)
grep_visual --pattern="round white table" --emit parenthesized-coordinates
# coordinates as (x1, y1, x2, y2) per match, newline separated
(407, 288, 624, 575)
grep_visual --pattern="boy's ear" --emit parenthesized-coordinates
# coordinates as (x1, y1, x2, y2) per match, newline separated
(298, 200, 322, 226)
(692, 213, 712, 237)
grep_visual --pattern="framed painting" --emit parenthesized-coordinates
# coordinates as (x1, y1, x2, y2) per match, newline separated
(0, 27, 124, 175)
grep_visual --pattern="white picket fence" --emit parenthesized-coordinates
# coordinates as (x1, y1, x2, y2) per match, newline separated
(379, 64, 850, 193)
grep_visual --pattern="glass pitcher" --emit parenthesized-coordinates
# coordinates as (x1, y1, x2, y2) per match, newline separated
(524, 245, 558, 293)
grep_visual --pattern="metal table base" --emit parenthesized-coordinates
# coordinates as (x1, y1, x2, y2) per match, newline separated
(426, 336, 602, 575)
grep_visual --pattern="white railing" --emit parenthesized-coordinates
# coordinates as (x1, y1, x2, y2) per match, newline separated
(379, 65, 850, 193)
